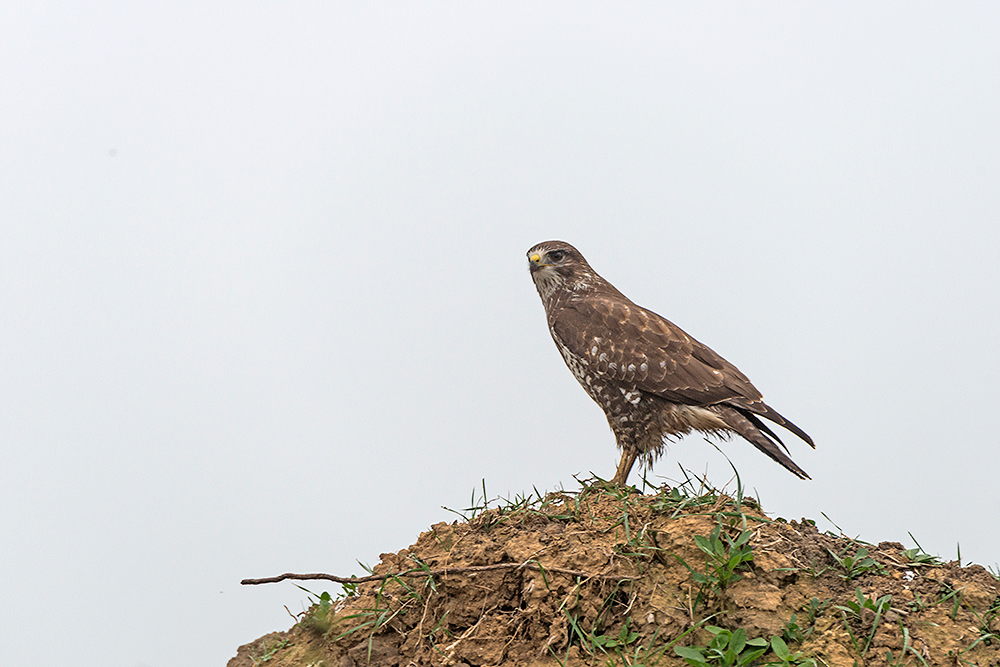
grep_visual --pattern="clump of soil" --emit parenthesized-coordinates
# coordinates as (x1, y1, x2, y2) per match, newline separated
(228, 480, 999, 667)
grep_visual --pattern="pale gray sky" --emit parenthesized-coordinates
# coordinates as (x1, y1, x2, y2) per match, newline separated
(2, 3, 998, 666)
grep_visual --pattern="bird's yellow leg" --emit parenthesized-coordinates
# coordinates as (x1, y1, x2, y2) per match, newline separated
(611, 449, 639, 486)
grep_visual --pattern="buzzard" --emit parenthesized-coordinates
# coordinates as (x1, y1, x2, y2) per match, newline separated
(527, 240, 814, 485)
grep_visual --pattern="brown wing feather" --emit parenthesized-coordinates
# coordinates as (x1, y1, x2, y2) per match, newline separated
(553, 293, 814, 448)
(554, 295, 748, 406)
(725, 397, 816, 448)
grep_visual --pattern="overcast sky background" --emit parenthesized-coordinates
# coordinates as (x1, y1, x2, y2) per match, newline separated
(2, 3, 999, 666)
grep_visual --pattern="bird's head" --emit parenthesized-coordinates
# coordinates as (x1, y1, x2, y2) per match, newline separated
(527, 241, 597, 301)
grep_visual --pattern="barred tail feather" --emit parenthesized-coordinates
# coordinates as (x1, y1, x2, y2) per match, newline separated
(726, 397, 815, 448)
(714, 405, 811, 480)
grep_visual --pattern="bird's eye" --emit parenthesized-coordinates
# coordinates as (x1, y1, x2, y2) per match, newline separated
(549, 250, 565, 262)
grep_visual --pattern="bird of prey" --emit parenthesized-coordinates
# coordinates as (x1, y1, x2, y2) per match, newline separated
(527, 240, 814, 485)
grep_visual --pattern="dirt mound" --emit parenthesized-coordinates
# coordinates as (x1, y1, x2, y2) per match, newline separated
(228, 480, 999, 666)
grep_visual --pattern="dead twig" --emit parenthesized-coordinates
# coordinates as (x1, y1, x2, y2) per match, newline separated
(241, 561, 637, 586)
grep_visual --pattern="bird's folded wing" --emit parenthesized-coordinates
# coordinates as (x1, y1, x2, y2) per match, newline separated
(553, 295, 760, 407)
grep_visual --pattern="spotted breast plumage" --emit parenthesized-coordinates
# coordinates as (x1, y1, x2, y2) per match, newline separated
(527, 240, 814, 485)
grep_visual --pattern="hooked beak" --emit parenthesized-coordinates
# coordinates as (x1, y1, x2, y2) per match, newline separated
(528, 253, 546, 273)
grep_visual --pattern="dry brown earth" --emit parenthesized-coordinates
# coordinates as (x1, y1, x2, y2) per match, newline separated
(228, 481, 999, 667)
